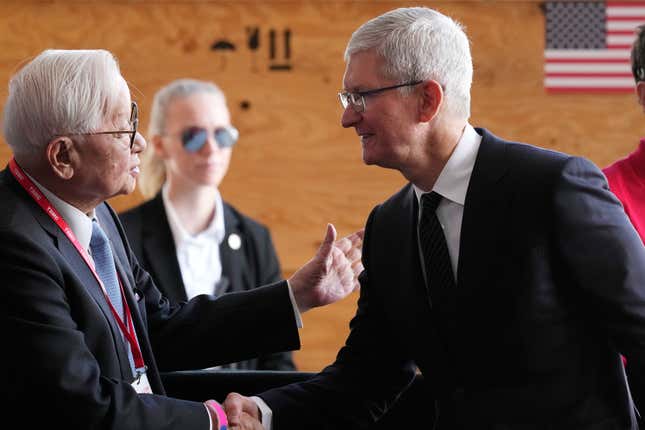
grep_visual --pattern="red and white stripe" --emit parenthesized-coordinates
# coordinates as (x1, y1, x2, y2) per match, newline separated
(545, 1, 645, 93)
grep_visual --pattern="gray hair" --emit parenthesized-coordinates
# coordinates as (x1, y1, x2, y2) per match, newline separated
(138, 78, 227, 199)
(3, 49, 124, 157)
(345, 7, 473, 119)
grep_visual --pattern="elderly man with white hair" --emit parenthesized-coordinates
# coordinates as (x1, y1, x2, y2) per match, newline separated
(0, 49, 363, 429)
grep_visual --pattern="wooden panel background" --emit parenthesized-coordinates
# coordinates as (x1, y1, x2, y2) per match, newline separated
(0, 0, 641, 371)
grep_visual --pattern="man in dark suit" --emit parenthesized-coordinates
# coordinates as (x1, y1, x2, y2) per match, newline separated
(0, 49, 362, 429)
(225, 7, 645, 429)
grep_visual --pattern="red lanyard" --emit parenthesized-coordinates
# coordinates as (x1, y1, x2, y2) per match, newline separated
(9, 158, 146, 371)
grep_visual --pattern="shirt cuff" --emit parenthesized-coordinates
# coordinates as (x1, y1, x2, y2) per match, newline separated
(251, 396, 273, 430)
(286, 279, 303, 328)
(204, 404, 213, 430)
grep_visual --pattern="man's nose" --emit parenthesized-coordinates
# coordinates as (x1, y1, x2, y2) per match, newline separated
(341, 105, 361, 128)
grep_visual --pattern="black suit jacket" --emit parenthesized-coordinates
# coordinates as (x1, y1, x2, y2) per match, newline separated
(0, 168, 300, 429)
(119, 193, 296, 371)
(260, 128, 645, 429)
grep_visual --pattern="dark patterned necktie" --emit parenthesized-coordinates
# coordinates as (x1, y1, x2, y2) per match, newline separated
(419, 192, 456, 315)
(419, 192, 461, 426)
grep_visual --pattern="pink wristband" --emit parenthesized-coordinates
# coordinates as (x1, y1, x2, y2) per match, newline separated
(205, 399, 228, 430)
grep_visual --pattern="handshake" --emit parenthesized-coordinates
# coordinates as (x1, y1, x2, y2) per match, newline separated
(204, 393, 267, 430)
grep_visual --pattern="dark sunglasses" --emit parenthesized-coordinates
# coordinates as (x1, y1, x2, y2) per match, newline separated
(181, 126, 239, 152)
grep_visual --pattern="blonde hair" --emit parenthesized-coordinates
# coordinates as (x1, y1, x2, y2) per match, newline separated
(138, 78, 226, 199)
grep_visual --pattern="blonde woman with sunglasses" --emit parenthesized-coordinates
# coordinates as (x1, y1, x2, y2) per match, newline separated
(120, 79, 296, 371)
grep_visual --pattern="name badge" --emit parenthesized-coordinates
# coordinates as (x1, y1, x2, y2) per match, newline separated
(132, 369, 152, 394)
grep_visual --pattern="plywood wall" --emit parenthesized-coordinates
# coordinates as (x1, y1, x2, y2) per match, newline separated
(0, 1, 641, 372)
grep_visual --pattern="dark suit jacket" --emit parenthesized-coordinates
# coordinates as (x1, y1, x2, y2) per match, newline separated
(0, 168, 300, 429)
(119, 193, 296, 371)
(260, 128, 645, 429)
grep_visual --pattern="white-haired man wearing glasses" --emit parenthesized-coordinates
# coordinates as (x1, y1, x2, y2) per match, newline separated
(0, 49, 363, 429)
(224, 6, 645, 429)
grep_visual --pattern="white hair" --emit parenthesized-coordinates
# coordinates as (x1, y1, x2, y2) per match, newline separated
(2, 49, 124, 157)
(138, 78, 227, 199)
(345, 7, 473, 119)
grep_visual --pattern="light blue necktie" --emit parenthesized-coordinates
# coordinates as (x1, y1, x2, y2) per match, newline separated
(90, 220, 124, 320)
(90, 220, 135, 375)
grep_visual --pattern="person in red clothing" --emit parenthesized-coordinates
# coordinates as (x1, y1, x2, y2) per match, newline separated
(604, 141, 645, 243)
(604, 24, 645, 244)
(602, 23, 645, 420)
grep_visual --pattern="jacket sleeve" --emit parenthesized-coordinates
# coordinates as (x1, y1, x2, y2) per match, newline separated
(105, 205, 301, 371)
(254, 225, 297, 371)
(553, 156, 645, 416)
(258, 206, 417, 429)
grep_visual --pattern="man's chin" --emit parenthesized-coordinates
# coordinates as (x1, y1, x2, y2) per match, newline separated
(119, 181, 137, 197)
(363, 154, 399, 171)
(362, 151, 377, 166)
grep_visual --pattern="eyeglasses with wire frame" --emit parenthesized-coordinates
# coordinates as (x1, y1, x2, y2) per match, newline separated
(53, 101, 139, 149)
(338, 81, 422, 113)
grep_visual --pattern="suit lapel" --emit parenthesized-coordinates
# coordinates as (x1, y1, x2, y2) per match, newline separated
(56, 227, 119, 329)
(373, 185, 433, 331)
(375, 184, 466, 386)
(33, 204, 132, 380)
(142, 195, 187, 302)
(6, 170, 156, 387)
(23, 196, 117, 336)
(219, 203, 249, 294)
(98, 205, 164, 392)
(457, 128, 512, 293)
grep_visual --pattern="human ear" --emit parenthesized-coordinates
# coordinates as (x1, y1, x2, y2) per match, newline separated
(46, 137, 75, 180)
(419, 80, 444, 123)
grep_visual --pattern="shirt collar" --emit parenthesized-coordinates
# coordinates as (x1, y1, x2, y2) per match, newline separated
(25, 172, 95, 251)
(162, 183, 226, 247)
(413, 123, 482, 205)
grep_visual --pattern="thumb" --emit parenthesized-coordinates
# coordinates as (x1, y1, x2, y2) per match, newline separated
(223, 392, 245, 424)
(317, 223, 337, 260)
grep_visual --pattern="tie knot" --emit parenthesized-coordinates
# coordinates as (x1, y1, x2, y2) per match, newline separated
(90, 220, 109, 249)
(422, 191, 443, 213)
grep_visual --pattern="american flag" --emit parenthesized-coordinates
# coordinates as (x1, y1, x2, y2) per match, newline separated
(544, 1, 645, 93)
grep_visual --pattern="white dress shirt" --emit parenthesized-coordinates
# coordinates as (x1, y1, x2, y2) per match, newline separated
(162, 184, 226, 299)
(29, 174, 95, 252)
(160, 183, 302, 328)
(413, 124, 482, 280)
